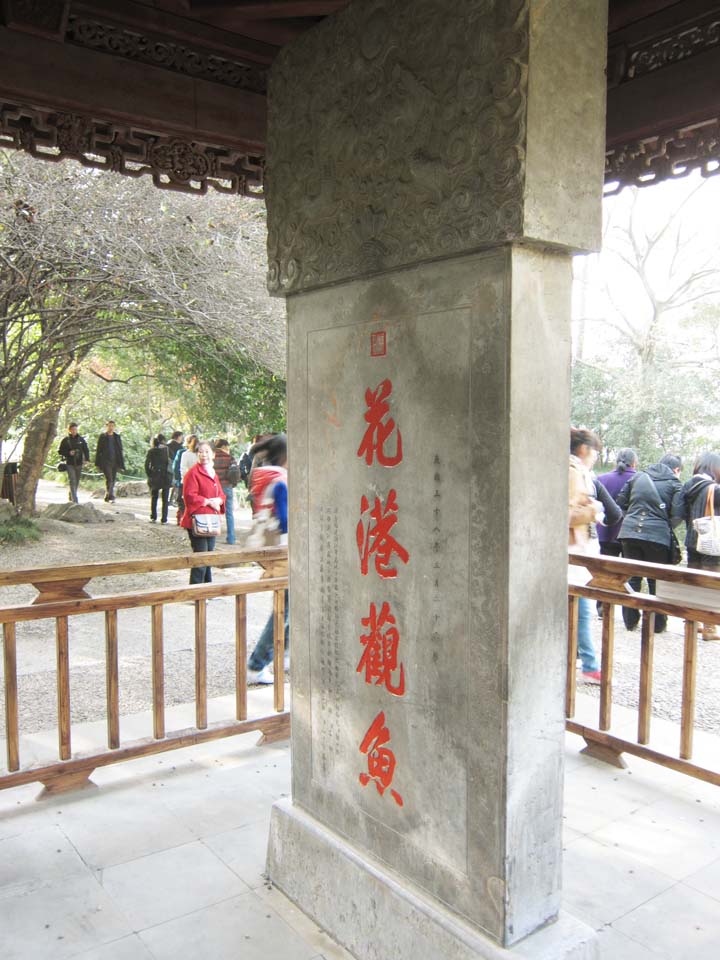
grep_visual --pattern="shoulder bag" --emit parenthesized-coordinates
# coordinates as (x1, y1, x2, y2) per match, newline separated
(191, 513, 222, 537)
(693, 484, 720, 556)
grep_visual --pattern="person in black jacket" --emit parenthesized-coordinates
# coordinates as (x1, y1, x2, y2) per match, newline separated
(95, 420, 126, 502)
(674, 452, 720, 568)
(674, 453, 720, 640)
(145, 434, 171, 523)
(617, 454, 684, 632)
(58, 422, 90, 504)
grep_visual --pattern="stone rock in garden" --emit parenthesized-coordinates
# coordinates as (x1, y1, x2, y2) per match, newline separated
(43, 503, 114, 524)
(115, 482, 148, 497)
(0, 498, 16, 522)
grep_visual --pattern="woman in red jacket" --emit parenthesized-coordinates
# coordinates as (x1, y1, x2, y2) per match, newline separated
(180, 440, 226, 585)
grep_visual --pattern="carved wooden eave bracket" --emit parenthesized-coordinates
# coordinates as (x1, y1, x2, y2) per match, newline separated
(605, 117, 720, 196)
(0, 102, 264, 197)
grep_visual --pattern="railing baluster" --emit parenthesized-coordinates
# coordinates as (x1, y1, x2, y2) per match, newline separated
(105, 610, 120, 749)
(637, 610, 655, 745)
(56, 616, 71, 760)
(273, 589, 285, 713)
(599, 603, 615, 731)
(195, 600, 207, 730)
(235, 595, 247, 721)
(681, 619, 698, 760)
(566, 596, 578, 718)
(151, 604, 165, 740)
(3, 623, 20, 771)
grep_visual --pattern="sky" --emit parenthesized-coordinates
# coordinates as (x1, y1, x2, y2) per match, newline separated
(571, 169, 720, 365)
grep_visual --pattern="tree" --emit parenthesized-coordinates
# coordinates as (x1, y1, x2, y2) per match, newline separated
(0, 148, 286, 507)
(572, 173, 720, 465)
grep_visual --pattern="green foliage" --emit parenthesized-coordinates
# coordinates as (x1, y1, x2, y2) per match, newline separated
(0, 516, 41, 545)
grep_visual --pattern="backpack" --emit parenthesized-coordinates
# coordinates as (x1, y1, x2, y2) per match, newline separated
(227, 461, 242, 487)
(238, 451, 252, 488)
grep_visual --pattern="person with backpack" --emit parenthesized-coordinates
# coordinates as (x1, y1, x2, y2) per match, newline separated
(144, 434, 172, 524)
(617, 454, 684, 633)
(58, 422, 90, 503)
(246, 434, 288, 684)
(213, 438, 241, 545)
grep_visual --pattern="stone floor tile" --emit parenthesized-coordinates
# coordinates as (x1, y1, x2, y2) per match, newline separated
(203, 821, 271, 889)
(160, 778, 274, 838)
(137, 891, 317, 960)
(53, 785, 196, 869)
(253, 883, 356, 959)
(590, 803, 720, 881)
(562, 765, 659, 835)
(99, 840, 247, 930)
(562, 834, 676, 926)
(0, 823, 89, 895)
(70, 934, 155, 959)
(596, 924, 668, 959)
(612, 882, 720, 960)
(0, 873, 132, 960)
(682, 855, 720, 902)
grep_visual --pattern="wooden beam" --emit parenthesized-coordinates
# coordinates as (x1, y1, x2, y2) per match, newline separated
(189, 0, 346, 16)
(0, 26, 266, 151)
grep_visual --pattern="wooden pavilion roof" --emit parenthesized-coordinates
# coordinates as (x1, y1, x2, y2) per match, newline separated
(1, 1, 719, 196)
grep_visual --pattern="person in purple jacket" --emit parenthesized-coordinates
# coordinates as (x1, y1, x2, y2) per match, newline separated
(596, 449, 637, 617)
(597, 449, 638, 557)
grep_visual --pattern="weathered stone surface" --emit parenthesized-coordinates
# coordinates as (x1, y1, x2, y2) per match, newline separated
(44, 503, 114, 524)
(277, 247, 579, 947)
(266, 0, 606, 295)
(269, 799, 599, 960)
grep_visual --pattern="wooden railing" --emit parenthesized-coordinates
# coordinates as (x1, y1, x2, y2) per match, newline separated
(0, 548, 289, 794)
(567, 552, 720, 787)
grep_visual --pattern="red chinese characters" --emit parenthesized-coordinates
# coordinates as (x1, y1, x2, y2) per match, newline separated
(356, 490, 409, 579)
(358, 711, 403, 807)
(355, 375, 407, 808)
(357, 601, 405, 696)
(357, 379, 403, 467)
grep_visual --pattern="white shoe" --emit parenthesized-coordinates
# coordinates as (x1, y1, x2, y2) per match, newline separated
(247, 665, 274, 685)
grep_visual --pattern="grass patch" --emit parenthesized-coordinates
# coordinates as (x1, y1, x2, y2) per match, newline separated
(0, 516, 41, 545)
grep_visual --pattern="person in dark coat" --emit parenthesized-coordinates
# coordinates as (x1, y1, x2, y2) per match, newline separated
(617, 454, 683, 633)
(145, 434, 171, 524)
(58, 422, 90, 504)
(167, 431, 184, 505)
(95, 420, 126, 502)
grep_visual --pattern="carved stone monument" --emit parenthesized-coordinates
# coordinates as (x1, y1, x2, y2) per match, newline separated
(265, 2, 607, 957)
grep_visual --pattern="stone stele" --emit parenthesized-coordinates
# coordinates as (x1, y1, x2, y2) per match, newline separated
(265, 2, 607, 959)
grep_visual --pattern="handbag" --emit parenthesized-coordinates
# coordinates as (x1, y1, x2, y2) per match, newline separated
(693, 484, 720, 557)
(191, 513, 222, 537)
(57, 462, 68, 473)
(670, 529, 682, 565)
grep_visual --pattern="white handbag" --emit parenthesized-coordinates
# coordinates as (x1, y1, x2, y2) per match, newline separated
(191, 513, 222, 537)
(693, 484, 720, 557)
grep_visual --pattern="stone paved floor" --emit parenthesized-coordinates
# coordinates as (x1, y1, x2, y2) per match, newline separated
(1, 693, 719, 960)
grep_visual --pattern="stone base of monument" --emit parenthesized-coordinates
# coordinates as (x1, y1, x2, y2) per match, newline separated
(267, 800, 599, 960)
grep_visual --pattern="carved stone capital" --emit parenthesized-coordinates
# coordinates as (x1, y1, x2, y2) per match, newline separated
(265, 0, 606, 296)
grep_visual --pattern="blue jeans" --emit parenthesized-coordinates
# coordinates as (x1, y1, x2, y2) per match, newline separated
(577, 597, 599, 672)
(248, 590, 289, 670)
(222, 485, 235, 544)
(187, 530, 216, 584)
